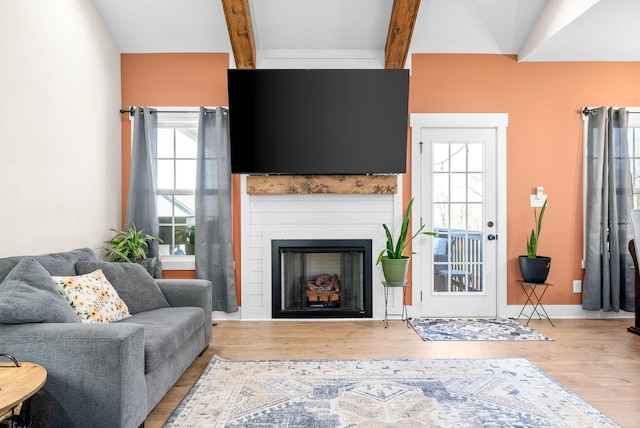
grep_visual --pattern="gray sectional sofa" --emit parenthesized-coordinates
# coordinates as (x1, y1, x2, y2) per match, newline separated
(0, 248, 212, 428)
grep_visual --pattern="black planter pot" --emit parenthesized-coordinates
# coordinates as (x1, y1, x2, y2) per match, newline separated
(518, 255, 551, 284)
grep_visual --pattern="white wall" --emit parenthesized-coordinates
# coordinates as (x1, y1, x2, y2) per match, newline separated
(0, 0, 121, 257)
(237, 177, 407, 321)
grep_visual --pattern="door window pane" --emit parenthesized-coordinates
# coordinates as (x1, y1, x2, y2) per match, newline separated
(449, 204, 467, 230)
(433, 204, 449, 229)
(449, 144, 467, 172)
(450, 173, 467, 203)
(432, 141, 484, 294)
(467, 144, 483, 172)
(468, 174, 483, 202)
(433, 143, 451, 171)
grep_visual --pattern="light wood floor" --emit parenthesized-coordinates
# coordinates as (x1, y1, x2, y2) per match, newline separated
(146, 319, 640, 427)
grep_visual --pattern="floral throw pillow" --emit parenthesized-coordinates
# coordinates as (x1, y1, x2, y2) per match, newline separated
(51, 269, 131, 323)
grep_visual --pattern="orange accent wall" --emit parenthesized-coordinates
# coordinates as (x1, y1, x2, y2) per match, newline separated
(120, 53, 242, 303)
(409, 54, 640, 305)
(121, 53, 640, 309)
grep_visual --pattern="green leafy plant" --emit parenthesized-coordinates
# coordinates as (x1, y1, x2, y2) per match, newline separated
(376, 198, 436, 264)
(187, 225, 195, 245)
(105, 225, 163, 263)
(526, 198, 547, 259)
(176, 225, 195, 244)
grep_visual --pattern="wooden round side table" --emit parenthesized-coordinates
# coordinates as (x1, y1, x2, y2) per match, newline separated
(0, 358, 47, 424)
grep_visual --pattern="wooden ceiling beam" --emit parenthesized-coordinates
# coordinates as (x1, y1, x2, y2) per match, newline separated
(385, 0, 421, 69)
(221, 0, 256, 69)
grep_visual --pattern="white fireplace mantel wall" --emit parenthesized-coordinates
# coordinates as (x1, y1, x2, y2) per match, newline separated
(237, 175, 406, 320)
(220, 50, 404, 321)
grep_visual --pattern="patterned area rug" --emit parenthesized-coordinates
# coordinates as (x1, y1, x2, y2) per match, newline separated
(410, 318, 553, 341)
(164, 356, 618, 427)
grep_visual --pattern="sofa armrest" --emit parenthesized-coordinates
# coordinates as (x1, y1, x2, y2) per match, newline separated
(0, 323, 147, 428)
(156, 279, 213, 344)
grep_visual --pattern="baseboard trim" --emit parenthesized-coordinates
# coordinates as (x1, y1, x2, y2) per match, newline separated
(506, 304, 634, 320)
(213, 305, 634, 321)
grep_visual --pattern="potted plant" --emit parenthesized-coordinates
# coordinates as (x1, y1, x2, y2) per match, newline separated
(105, 225, 163, 274)
(376, 197, 436, 284)
(185, 225, 195, 255)
(518, 198, 551, 283)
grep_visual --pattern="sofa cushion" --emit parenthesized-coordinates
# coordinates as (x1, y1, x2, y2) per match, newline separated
(52, 269, 131, 323)
(0, 248, 97, 283)
(75, 261, 170, 314)
(0, 257, 81, 324)
(118, 307, 205, 373)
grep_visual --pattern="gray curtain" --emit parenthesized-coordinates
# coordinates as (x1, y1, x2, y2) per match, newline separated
(196, 107, 238, 312)
(125, 107, 162, 278)
(583, 107, 634, 312)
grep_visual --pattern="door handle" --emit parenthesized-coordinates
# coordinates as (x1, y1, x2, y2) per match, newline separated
(487, 234, 497, 241)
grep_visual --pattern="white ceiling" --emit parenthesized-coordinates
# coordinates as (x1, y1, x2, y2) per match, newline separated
(92, 0, 640, 63)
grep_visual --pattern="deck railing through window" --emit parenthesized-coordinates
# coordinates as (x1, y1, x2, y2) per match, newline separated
(434, 229, 483, 292)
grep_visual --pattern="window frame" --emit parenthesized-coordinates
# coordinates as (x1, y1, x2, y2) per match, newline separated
(628, 112, 640, 207)
(581, 107, 640, 267)
(153, 109, 199, 270)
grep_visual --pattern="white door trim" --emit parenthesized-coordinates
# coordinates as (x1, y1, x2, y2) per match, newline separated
(409, 113, 508, 319)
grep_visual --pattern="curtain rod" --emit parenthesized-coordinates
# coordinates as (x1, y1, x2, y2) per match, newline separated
(119, 107, 225, 116)
(582, 106, 640, 116)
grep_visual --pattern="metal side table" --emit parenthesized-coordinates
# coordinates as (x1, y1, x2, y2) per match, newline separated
(382, 281, 410, 328)
(516, 280, 554, 326)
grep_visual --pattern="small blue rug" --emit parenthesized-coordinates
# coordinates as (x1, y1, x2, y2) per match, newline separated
(410, 317, 553, 341)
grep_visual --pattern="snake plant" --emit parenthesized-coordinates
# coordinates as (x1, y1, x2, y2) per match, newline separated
(526, 199, 547, 259)
(376, 198, 436, 264)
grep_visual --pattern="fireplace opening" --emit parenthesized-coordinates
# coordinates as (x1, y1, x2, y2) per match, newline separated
(272, 239, 372, 318)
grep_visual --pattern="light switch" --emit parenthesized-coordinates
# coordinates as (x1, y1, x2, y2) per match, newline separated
(530, 187, 547, 207)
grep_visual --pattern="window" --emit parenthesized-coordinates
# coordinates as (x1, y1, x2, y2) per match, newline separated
(629, 112, 640, 208)
(155, 112, 198, 256)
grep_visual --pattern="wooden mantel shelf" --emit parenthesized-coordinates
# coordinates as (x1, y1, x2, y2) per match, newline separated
(246, 175, 398, 195)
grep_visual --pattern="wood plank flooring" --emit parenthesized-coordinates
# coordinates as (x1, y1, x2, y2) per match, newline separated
(146, 319, 640, 427)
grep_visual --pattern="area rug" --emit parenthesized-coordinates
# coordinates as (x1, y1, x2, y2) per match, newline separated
(164, 356, 618, 427)
(409, 317, 553, 341)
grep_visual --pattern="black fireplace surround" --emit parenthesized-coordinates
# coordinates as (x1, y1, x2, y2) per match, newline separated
(272, 239, 372, 318)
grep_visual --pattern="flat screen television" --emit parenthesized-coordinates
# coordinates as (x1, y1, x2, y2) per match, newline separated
(227, 69, 409, 175)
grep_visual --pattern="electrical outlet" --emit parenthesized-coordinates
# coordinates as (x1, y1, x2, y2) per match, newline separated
(573, 280, 582, 293)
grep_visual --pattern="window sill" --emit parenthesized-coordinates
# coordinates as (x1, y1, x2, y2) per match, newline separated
(161, 255, 195, 270)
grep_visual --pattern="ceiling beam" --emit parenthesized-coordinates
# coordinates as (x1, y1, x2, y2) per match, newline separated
(385, 0, 421, 69)
(221, 0, 256, 69)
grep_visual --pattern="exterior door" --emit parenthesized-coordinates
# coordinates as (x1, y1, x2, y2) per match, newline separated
(410, 114, 507, 318)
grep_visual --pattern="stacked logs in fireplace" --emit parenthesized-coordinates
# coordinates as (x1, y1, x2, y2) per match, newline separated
(305, 273, 340, 308)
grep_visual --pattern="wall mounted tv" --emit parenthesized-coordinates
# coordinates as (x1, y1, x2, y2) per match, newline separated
(227, 68, 409, 175)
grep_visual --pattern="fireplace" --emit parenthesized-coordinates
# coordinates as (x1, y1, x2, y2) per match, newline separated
(272, 239, 373, 318)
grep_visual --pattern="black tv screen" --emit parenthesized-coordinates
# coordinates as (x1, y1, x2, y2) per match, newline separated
(227, 69, 409, 175)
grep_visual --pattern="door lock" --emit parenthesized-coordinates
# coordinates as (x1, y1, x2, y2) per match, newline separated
(487, 234, 497, 241)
